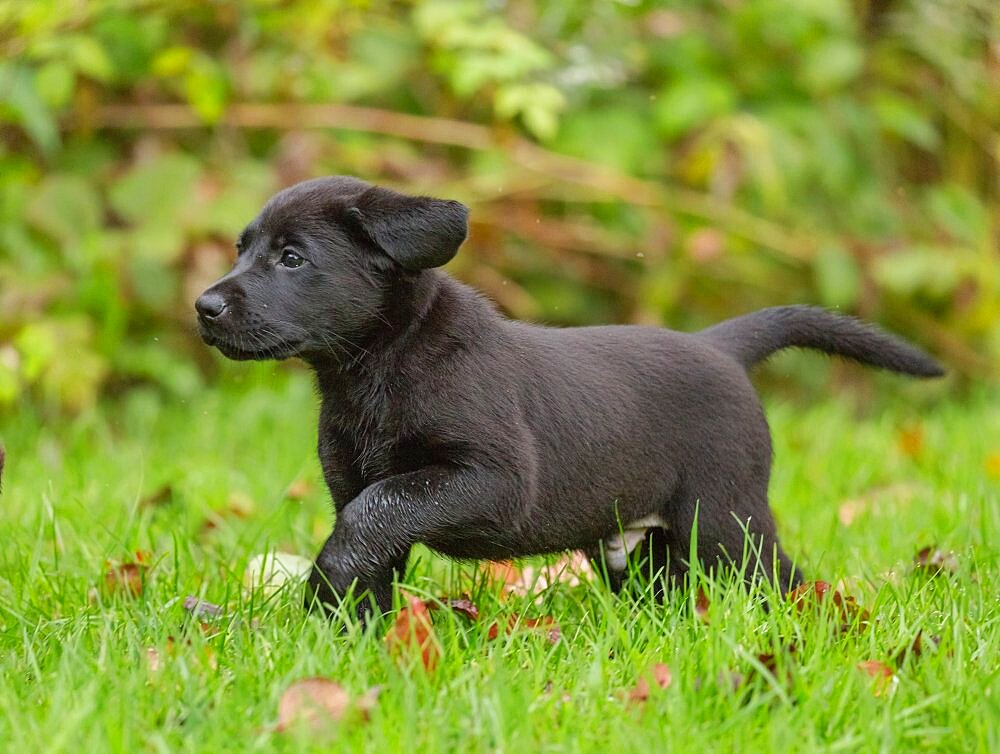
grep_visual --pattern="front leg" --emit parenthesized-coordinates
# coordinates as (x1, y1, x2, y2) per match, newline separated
(307, 464, 520, 619)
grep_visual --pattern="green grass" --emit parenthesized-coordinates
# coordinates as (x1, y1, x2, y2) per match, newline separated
(1, 370, 997, 753)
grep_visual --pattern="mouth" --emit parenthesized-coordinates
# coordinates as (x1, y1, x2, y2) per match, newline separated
(199, 325, 302, 361)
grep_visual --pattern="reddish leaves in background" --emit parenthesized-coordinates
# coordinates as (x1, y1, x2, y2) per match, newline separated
(385, 595, 441, 672)
(694, 586, 710, 623)
(275, 677, 379, 733)
(103, 550, 152, 597)
(138, 484, 175, 509)
(914, 546, 958, 576)
(627, 663, 673, 703)
(897, 424, 924, 458)
(199, 492, 255, 535)
(384, 592, 561, 671)
(788, 580, 870, 630)
(441, 598, 479, 621)
(893, 630, 941, 666)
(486, 614, 561, 644)
(182, 595, 225, 619)
(483, 553, 594, 598)
(857, 660, 896, 697)
(284, 478, 314, 501)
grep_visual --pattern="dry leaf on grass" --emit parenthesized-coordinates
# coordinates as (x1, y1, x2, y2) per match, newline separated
(199, 492, 255, 534)
(103, 551, 153, 597)
(484, 552, 594, 599)
(788, 580, 870, 630)
(694, 586, 710, 623)
(836, 482, 922, 526)
(913, 546, 958, 576)
(243, 552, 313, 595)
(893, 630, 941, 666)
(487, 614, 561, 644)
(627, 663, 673, 703)
(897, 424, 924, 458)
(146, 647, 163, 672)
(182, 595, 225, 619)
(385, 595, 440, 672)
(986, 452, 1000, 479)
(440, 597, 479, 621)
(146, 635, 218, 673)
(275, 678, 379, 733)
(285, 478, 314, 500)
(139, 484, 175, 509)
(857, 660, 896, 697)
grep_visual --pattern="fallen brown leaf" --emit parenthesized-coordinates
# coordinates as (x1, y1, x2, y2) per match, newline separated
(103, 551, 153, 597)
(857, 660, 895, 697)
(836, 482, 922, 526)
(139, 484, 175, 509)
(441, 598, 479, 621)
(484, 552, 594, 599)
(788, 580, 870, 630)
(694, 586, 710, 623)
(285, 478, 314, 501)
(893, 630, 941, 666)
(627, 663, 673, 703)
(897, 424, 924, 458)
(182, 595, 225, 619)
(275, 678, 353, 732)
(986, 453, 1000, 480)
(385, 595, 440, 672)
(200, 492, 255, 534)
(913, 546, 958, 576)
(487, 613, 561, 644)
(733, 643, 799, 694)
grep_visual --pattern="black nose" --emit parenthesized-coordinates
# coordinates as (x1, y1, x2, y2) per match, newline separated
(196, 290, 228, 319)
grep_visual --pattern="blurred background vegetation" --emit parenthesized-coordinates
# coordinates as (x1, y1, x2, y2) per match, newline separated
(1, 0, 997, 415)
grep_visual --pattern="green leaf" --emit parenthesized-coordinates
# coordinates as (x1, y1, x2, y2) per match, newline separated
(184, 57, 229, 123)
(34, 61, 74, 108)
(152, 46, 193, 77)
(872, 246, 962, 300)
(0, 63, 59, 153)
(67, 35, 113, 81)
(26, 173, 102, 246)
(924, 185, 987, 245)
(109, 152, 201, 227)
(495, 83, 566, 140)
(654, 77, 735, 139)
(800, 39, 864, 94)
(15, 322, 59, 382)
(871, 93, 939, 151)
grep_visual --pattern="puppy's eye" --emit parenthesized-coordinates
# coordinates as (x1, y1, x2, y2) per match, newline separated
(279, 248, 305, 269)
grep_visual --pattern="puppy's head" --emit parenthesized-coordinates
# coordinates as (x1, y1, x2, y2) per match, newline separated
(196, 176, 468, 361)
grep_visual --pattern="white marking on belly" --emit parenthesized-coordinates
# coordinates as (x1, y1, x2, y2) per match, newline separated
(602, 514, 667, 571)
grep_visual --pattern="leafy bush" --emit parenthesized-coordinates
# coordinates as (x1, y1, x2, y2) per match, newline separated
(1, 0, 997, 412)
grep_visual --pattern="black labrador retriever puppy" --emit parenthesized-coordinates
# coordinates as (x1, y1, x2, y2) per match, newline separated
(196, 176, 943, 617)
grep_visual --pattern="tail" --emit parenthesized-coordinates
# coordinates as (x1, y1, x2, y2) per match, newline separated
(700, 305, 944, 377)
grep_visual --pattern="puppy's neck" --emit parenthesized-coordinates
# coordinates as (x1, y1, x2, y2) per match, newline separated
(308, 269, 447, 387)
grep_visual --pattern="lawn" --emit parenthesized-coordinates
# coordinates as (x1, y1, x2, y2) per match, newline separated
(1, 367, 997, 753)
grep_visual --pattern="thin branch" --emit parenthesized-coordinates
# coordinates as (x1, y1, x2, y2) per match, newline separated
(85, 102, 816, 262)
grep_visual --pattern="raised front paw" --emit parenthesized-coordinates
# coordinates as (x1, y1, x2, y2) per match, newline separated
(304, 559, 392, 622)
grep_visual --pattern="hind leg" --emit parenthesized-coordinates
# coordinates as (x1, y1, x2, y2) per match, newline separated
(662, 436, 803, 593)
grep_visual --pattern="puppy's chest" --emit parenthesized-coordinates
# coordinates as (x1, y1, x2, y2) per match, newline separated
(319, 398, 432, 482)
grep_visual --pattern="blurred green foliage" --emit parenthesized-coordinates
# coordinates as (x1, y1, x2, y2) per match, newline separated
(1, 0, 997, 413)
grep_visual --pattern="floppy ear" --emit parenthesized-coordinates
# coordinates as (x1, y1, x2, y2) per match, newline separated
(348, 186, 469, 270)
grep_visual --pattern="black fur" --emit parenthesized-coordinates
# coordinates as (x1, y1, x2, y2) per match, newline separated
(196, 176, 944, 618)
